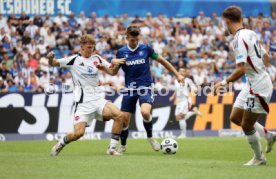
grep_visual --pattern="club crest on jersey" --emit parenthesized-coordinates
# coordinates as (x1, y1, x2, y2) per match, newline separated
(93, 61, 99, 66)
(139, 51, 143, 56)
(87, 66, 93, 73)
(125, 54, 129, 58)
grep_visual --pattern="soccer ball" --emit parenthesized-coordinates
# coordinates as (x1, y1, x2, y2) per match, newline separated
(161, 138, 178, 154)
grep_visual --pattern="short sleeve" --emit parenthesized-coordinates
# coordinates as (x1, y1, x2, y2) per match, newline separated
(147, 44, 158, 60)
(233, 38, 248, 64)
(261, 45, 267, 55)
(58, 55, 79, 67)
(116, 50, 122, 58)
(95, 55, 111, 68)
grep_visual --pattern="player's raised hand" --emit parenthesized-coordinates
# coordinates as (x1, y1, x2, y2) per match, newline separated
(96, 63, 105, 71)
(111, 58, 126, 65)
(46, 51, 55, 60)
(46, 51, 56, 66)
(211, 82, 223, 96)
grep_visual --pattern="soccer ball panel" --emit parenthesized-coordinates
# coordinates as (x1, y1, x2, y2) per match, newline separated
(161, 138, 178, 154)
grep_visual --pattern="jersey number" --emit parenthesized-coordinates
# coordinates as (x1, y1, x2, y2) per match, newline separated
(253, 40, 261, 59)
(246, 98, 255, 112)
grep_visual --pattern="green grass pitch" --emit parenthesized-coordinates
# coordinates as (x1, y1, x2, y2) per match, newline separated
(0, 137, 276, 179)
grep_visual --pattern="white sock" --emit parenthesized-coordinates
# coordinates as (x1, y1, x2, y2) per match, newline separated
(254, 122, 267, 138)
(109, 139, 118, 149)
(183, 111, 197, 120)
(179, 119, 187, 136)
(246, 130, 263, 159)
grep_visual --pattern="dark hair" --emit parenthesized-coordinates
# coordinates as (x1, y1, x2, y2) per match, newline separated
(126, 26, 140, 36)
(222, 6, 242, 22)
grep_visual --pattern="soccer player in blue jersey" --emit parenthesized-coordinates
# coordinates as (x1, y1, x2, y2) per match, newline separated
(111, 26, 184, 152)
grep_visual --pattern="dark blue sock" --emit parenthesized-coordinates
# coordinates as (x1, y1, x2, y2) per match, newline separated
(120, 128, 129, 146)
(143, 120, 153, 138)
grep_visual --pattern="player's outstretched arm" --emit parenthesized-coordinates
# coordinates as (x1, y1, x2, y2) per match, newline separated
(46, 51, 60, 67)
(97, 58, 125, 76)
(213, 62, 246, 92)
(155, 55, 184, 84)
(263, 52, 270, 66)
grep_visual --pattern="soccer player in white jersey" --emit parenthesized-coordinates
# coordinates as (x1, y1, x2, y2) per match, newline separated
(213, 6, 276, 166)
(169, 68, 201, 138)
(47, 35, 126, 156)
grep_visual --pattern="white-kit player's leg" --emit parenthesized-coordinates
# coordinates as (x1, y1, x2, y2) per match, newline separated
(242, 111, 266, 166)
(254, 122, 276, 153)
(178, 119, 187, 138)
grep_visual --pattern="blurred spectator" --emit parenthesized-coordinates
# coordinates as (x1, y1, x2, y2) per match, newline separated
(33, 14, 43, 27)
(269, 12, 276, 28)
(0, 14, 7, 29)
(153, 37, 165, 54)
(19, 11, 30, 27)
(8, 12, 18, 26)
(151, 61, 163, 78)
(77, 11, 89, 29)
(54, 12, 68, 26)
(68, 12, 78, 30)
(7, 79, 18, 92)
(0, 76, 8, 92)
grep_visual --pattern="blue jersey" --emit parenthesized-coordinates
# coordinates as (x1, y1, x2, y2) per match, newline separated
(116, 44, 156, 88)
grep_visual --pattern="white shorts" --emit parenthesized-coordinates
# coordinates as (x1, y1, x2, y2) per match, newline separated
(175, 100, 191, 116)
(233, 88, 272, 114)
(74, 98, 108, 126)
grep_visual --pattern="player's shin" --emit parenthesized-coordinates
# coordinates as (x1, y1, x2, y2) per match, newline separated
(120, 127, 129, 146)
(245, 129, 263, 159)
(143, 116, 153, 138)
(254, 122, 268, 137)
(179, 119, 187, 137)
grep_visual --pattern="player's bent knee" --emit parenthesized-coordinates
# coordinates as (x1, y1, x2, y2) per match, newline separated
(241, 122, 253, 133)
(141, 110, 151, 120)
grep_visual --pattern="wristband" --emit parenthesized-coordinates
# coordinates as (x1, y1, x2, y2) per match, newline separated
(221, 80, 227, 86)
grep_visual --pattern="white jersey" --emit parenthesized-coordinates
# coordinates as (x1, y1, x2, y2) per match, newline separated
(232, 29, 273, 98)
(174, 78, 197, 103)
(58, 54, 110, 102)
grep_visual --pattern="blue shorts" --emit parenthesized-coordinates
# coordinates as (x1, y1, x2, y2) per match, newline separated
(121, 89, 154, 113)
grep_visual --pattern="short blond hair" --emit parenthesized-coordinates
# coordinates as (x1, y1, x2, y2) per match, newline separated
(80, 34, 95, 45)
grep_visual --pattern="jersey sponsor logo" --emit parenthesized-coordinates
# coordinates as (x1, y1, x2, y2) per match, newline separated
(125, 59, 145, 66)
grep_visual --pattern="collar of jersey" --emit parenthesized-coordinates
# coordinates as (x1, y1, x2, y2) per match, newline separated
(127, 43, 140, 52)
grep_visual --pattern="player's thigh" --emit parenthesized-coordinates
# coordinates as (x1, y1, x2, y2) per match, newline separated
(230, 107, 244, 125)
(102, 101, 122, 121)
(233, 88, 247, 110)
(74, 102, 97, 127)
(241, 110, 260, 132)
(175, 102, 189, 116)
(121, 92, 139, 113)
(122, 111, 132, 127)
(138, 89, 154, 106)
